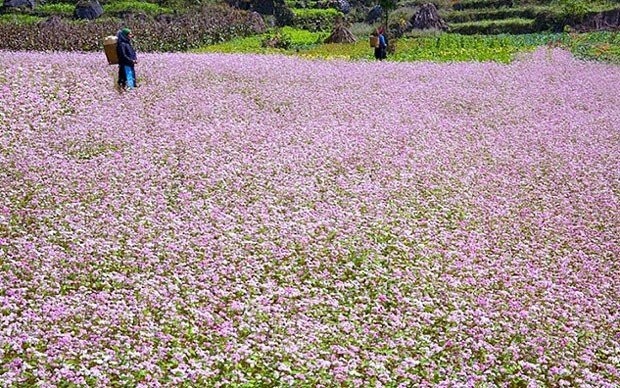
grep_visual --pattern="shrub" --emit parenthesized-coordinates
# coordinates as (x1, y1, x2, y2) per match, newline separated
(275, 2, 295, 26)
(0, 5, 265, 52)
(261, 28, 292, 48)
(291, 8, 342, 31)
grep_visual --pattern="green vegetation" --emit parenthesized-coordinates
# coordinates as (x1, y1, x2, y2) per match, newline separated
(0, 0, 617, 64)
(442, 7, 543, 23)
(566, 30, 620, 62)
(445, 0, 620, 34)
(196, 26, 328, 53)
(197, 27, 620, 64)
(103, 1, 173, 16)
(0, 13, 42, 24)
(35, 3, 74, 16)
(449, 17, 537, 35)
(0, 5, 263, 52)
(291, 8, 342, 31)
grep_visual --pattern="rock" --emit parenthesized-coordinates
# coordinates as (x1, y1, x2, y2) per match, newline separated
(366, 5, 382, 24)
(3, 0, 34, 9)
(335, 0, 350, 14)
(575, 8, 620, 32)
(74, 0, 103, 20)
(411, 3, 447, 31)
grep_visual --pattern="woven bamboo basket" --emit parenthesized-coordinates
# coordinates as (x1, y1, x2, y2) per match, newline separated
(103, 35, 118, 65)
(369, 36, 379, 48)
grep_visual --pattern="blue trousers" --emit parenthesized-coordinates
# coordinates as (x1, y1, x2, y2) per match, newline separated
(123, 65, 136, 89)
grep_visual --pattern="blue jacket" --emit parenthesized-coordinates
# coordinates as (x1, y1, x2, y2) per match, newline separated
(378, 34, 387, 48)
(116, 31, 137, 66)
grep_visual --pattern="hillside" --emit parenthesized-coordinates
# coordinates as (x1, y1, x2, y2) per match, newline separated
(442, 0, 620, 34)
(1, 0, 619, 34)
(0, 0, 618, 53)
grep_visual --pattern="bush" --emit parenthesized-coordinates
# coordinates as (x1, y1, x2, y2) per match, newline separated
(261, 28, 292, 48)
(291, 8, 342, 31)
(275, 2, 295, 26)
(0, 5, 265, 52)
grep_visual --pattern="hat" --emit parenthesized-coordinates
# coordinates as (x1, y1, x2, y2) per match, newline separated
(121, 28, 131, 36)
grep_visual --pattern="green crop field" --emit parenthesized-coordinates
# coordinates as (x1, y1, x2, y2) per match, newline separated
(196, 28, 620, 64)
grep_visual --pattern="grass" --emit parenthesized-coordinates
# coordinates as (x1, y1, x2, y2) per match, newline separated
(194, 26, 329, 54)
(35, 3, 74, 16)
(103, 1, 172, 15)
(441, 6, 544, 23)
(0, 13, 43, 24)
(448, 17, 537, 34)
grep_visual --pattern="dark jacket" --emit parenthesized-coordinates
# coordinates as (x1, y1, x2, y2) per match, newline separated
(374, 34, 387, 60)
(116, 31, 137, 66)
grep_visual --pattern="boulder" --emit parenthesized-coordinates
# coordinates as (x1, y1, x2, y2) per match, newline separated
(335, 0, 350, 14)
(366, 5, 382, 24)
(3, 0, 35, 9)
(74, 0, 103, 20)
(411, 3, 447, 30)
(575, 8, 620, 32)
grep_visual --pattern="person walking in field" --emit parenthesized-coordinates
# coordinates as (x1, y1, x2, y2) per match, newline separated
(116, 28, 138, 90)
(373, 27, 387, 61)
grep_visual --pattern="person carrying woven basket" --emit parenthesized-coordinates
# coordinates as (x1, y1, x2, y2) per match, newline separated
(373, 27, 387, 61)
(116, 28, 138, 90)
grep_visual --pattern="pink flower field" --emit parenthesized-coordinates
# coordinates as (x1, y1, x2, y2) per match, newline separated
(0, 49, 619, 386)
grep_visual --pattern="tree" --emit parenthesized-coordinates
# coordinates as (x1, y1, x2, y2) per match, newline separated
(378, 0, 396, 31)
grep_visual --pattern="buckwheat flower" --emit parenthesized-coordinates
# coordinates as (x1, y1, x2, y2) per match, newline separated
(1, 48, 618, 385)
